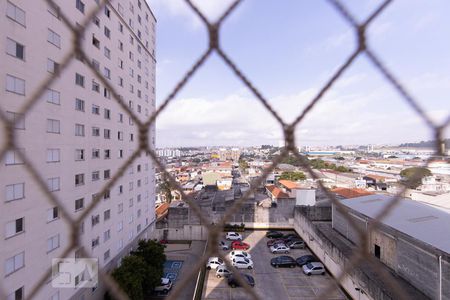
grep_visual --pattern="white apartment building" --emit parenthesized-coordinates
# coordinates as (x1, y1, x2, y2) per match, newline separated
(0, 1, 156, 299)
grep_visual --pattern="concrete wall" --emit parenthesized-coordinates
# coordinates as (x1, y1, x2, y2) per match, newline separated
(332, 205, 450, 300)
(294, 207, 429, 300)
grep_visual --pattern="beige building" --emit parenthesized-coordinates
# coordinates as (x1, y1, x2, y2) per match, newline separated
(0, 0, 156, 299)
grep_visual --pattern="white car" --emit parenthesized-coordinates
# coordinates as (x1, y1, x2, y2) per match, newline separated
(232, 257, 254, 269)
(226, 232, 242, 241)
(302, 262, 326, 275)
(207, 257, 224, 270)
(154, 278, 172, 294)
(229, 250, 252, 260)
(270, 244, 290, 254)
(215, 265, 233, 278)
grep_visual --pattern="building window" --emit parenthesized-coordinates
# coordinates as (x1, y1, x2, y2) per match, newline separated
(119, 22, 123, 33)
(104, 129, 111, 139)
(6, 38, 25, 60)
(104, 250, 110, 262)
(92, 171, 100, 181)
(91, 237, 100, 249)
(47, 58, 59, 74)
(117, 221, 123, 231)
(76, 0, 85, 13)
(104, 149, 110, 159)
(104, 210, 111, 221)
(5, 252, 25, 276)
(104, 26, 111, 38)
(92, 127, 100, 136)
(6, 111, 25, 130)
(75, 98, 85, 112)
(47, 29, 61, 48)
(6, 1, 26, 26)
(93, 16, 100, 27)
(47, 177, 60, 192)
(75, 124, 85, 136)
(7, 286, 24, 300)
(92, 148, 100, 158)
(118, 41, 123, 51)
(104, 170, 110, 179)
(6, 74, 25, 95)
(75, 73, 84, 87)
(75, 198, 84, 211)
(91, 214, 100, 227)
(105, 6, 111, 18)
(103, 88, 111, 99)
(46, 119, 60, 134)
(46, 88, 60, 105)
(104, 46, 110, 59)
(129, 198, 133, 207)
(118, 77, 123, 87)
(118, 149, 123, 158)
(118, 131, 123, 141)
(75, 149, 85, 161)
(92, 59, 100, 71)
(104, 109, 111, 119)
(104, 189, 110, 200)
(5, 217, 24, 238)
(374, 244, 381, 259)
(92, 105, 100, 115)
(118, 113, 123, 123)
(92, 81, 100, 94)
(5, 182, 24, 202)
(47, 207, 59, 222)
(103, 67, 111, 79)
(46, 149, 60, 163)
(92, 35, 100, 48)
(75, 174, 84, 186)
(47, 234, 60, 253)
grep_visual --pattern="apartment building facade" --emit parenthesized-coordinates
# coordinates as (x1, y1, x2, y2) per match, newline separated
(0, 0, 156, 299)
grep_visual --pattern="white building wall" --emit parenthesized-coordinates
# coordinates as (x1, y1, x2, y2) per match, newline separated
(0, 0, 156, 299)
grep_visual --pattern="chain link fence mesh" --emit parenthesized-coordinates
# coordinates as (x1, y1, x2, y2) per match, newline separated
(0, 0, 448, 299)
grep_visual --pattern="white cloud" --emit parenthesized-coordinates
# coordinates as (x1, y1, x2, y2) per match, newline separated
(148, 0, 236, 29)
(155, 78, 439, 147)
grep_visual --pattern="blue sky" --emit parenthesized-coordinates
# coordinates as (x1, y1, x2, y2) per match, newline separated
(147, 0, 450, 147)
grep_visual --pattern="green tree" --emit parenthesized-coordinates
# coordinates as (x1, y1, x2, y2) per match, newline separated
(159, 174, 173, 203)
(279, 171, 306, 181)
(239, 159, 249, 170)
(131, 239, 166, 294)
(400, 167, 432, 189)
(111, 256, 148, 300)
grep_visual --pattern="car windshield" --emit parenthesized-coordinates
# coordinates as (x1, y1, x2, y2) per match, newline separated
(306, 262, 314, 269)
(218, 258, 224, 264)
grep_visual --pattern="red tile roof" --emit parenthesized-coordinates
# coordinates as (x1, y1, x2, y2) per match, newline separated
(278, 180, 300, 190)
(331, 188, 374, 199)
(155, 203, 169, 220)
(266, 185, 290, 199)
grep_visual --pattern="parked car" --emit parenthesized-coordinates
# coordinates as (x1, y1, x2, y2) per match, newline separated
(154, 278, 172, 294)
(266, 230, 284, 238)
(227, 273, 255, 288)
(226, 232, 242, 241)
(296, 255, 318, 267)
(216, 266, 232, 278)
(231, 241, 250, 250)
(219, 241, 230, 250)
(270, 244, 290, 254)
(283, 233, 300, 239)
(286, 239, 305, 249)
(229, 250, 252, 260)
(206, 257, 224, 270)
(270, 256, 297, 268)
(267, 238, 286, 247)
(232, 257, 253, 269)
(302, 262, 326, 275)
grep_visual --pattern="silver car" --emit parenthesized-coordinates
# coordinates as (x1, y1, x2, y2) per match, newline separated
(216, 265, 232, 278)
(302, 262, 325, 275)
(154, 278, 172, 294)
(270, 244, 290, 254)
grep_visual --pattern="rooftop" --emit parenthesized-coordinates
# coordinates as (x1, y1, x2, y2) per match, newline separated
(340, 194, 450, 254)
(331, 188, 374, 199)
(278, 179, 300, 190)
(266, 185, 290, 199)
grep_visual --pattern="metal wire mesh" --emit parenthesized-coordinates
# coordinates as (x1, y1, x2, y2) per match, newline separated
(0, 0, 448, 299)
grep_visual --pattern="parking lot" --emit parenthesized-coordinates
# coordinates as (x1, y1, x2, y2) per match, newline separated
(202, 230, 347, 300)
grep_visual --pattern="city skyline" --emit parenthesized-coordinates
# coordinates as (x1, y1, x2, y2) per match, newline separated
(149, 0, 450, 147)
